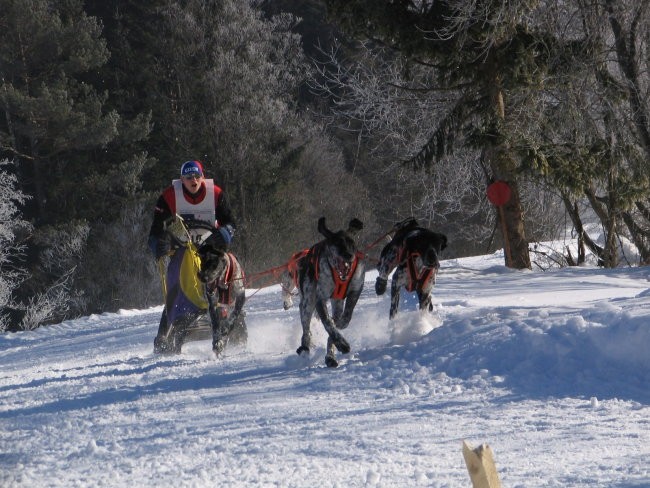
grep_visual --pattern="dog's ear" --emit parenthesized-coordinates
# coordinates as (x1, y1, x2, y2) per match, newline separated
(317, 217, 333, 239)
(347, 218, 363, 234)
(439, 234, 448, 251)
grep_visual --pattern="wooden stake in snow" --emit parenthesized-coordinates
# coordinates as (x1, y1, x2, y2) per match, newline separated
(462, 440, 502, 488)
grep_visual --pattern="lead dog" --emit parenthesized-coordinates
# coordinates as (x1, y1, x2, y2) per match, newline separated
(295, 217, 365, 367)
(375, 219, 447, 319)
(197, 239, 247, 357)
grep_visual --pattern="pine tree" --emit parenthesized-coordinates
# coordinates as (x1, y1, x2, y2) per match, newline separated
(0, 0, 153, 322)
(323, 1, 596, 269)
(146, 0, 316, 267)
(0, 0, 117, 222)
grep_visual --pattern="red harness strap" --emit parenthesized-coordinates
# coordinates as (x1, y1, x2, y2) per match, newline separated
(287, 249, 309, 289)
(207, 253, 240, 306)
(331, 252, 362, 300)
(404, 251, 436, 292)
(309, 244, 361, 300)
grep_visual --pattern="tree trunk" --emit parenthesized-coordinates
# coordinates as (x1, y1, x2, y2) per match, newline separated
(605, 0, 650, 159)
(496, 178, 531, 269)
(562, 193, 605, 266)
(621, 210, 650, 264)
(584, 186, 618, 268)
(486, 74, 531, 270)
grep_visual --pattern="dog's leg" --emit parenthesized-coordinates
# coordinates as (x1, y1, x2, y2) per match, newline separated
(167, 312, 198, 354)
(337, 278, 364, 329)
(155, 319, 184, 354)
(316, 300, 350, 368)
(206, 290, 230, 357)
(325, 337, 339, 368)
(282, 291, 293, 310)
(228, 290, 248, 346)
(296, 288, 316, 356)
(419, 264, 439, 314)
(153, 308, 172, 354)
(331, 299, 344, 326)
(419, 272, 437, 313)
(281, 271, 295, 310)
(211, 306, 230, 357)
(418, 289, 433, 313)
(156, 283, 185, 354)
(389, 268, 404, 320)
(326, 299, 347, 368)
(315, 300, 350, 355)
(376, 245, 398, 295)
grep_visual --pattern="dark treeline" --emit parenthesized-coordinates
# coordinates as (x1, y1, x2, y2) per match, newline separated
(1, 0, 649, 331)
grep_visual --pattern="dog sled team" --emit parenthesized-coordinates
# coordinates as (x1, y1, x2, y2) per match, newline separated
(147, 160, 447, 367)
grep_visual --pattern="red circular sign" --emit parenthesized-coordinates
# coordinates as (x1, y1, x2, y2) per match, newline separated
(486, 180, 511, 206)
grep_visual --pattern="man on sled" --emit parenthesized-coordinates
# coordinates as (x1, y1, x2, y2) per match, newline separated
(148, 160, 238, 354)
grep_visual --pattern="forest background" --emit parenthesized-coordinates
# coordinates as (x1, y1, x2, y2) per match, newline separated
(1, 0, 649, 331)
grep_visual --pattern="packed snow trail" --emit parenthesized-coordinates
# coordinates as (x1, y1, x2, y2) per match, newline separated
(1, 253, 649, 487)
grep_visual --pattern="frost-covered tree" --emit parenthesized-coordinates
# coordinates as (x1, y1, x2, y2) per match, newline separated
(135, 0, 375, 271)
(0, 160, 31, 330)
(515, 0, 650, 267)
(321, 0, 612, 268)
(0, 0, 154, 320)
(0, 0, 117, 222)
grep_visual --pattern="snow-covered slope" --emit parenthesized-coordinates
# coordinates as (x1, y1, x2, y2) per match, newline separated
(2, 252, 649, 487)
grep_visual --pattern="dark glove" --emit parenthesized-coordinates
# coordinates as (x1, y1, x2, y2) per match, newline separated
(375, 277, 387, 296)
(204, 225, 233, 251)
(155, 236, 171, 259)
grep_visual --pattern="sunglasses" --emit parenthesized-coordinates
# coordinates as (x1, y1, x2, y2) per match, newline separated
(182, 173, 202, 180)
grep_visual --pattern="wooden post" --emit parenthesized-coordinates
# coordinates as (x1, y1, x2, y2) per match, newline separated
(462, 440, 502, 488)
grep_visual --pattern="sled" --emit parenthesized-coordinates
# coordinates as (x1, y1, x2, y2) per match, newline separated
(154, 217, 216, 351)
(183, 314, 212, 342)
(154, 216, 247, 355)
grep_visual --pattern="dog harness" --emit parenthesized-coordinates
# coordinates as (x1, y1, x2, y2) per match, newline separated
(331, 254, 361, 299)
(287, 249, 309, 290)
(205, 252, 241, 307)
(309, 243, 362, 300)
(399, 249, 438, 292)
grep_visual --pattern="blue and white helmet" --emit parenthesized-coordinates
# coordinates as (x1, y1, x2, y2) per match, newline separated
(180, 160, 204, 178)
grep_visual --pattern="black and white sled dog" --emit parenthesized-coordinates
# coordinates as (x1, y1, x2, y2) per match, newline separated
(375, 219, 447, 319)
(197, 240, 247, 357)
(294, 217, 365, 368)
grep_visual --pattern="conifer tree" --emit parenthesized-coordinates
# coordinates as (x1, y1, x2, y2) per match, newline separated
(524, 0, 650, 266)
(323, 1, 596, 269)
(0, 0, 116, 221)
(148, 0, 316, 267)
(0, 0, 152, 322)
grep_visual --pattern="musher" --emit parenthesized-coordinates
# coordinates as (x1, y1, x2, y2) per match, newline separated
(148, 160, 236, 353)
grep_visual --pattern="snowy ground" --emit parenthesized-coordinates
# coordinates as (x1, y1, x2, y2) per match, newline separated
(1, 250, 649, 487)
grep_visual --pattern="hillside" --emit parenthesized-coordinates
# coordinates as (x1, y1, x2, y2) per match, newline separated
(1, 252, 649, 487)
